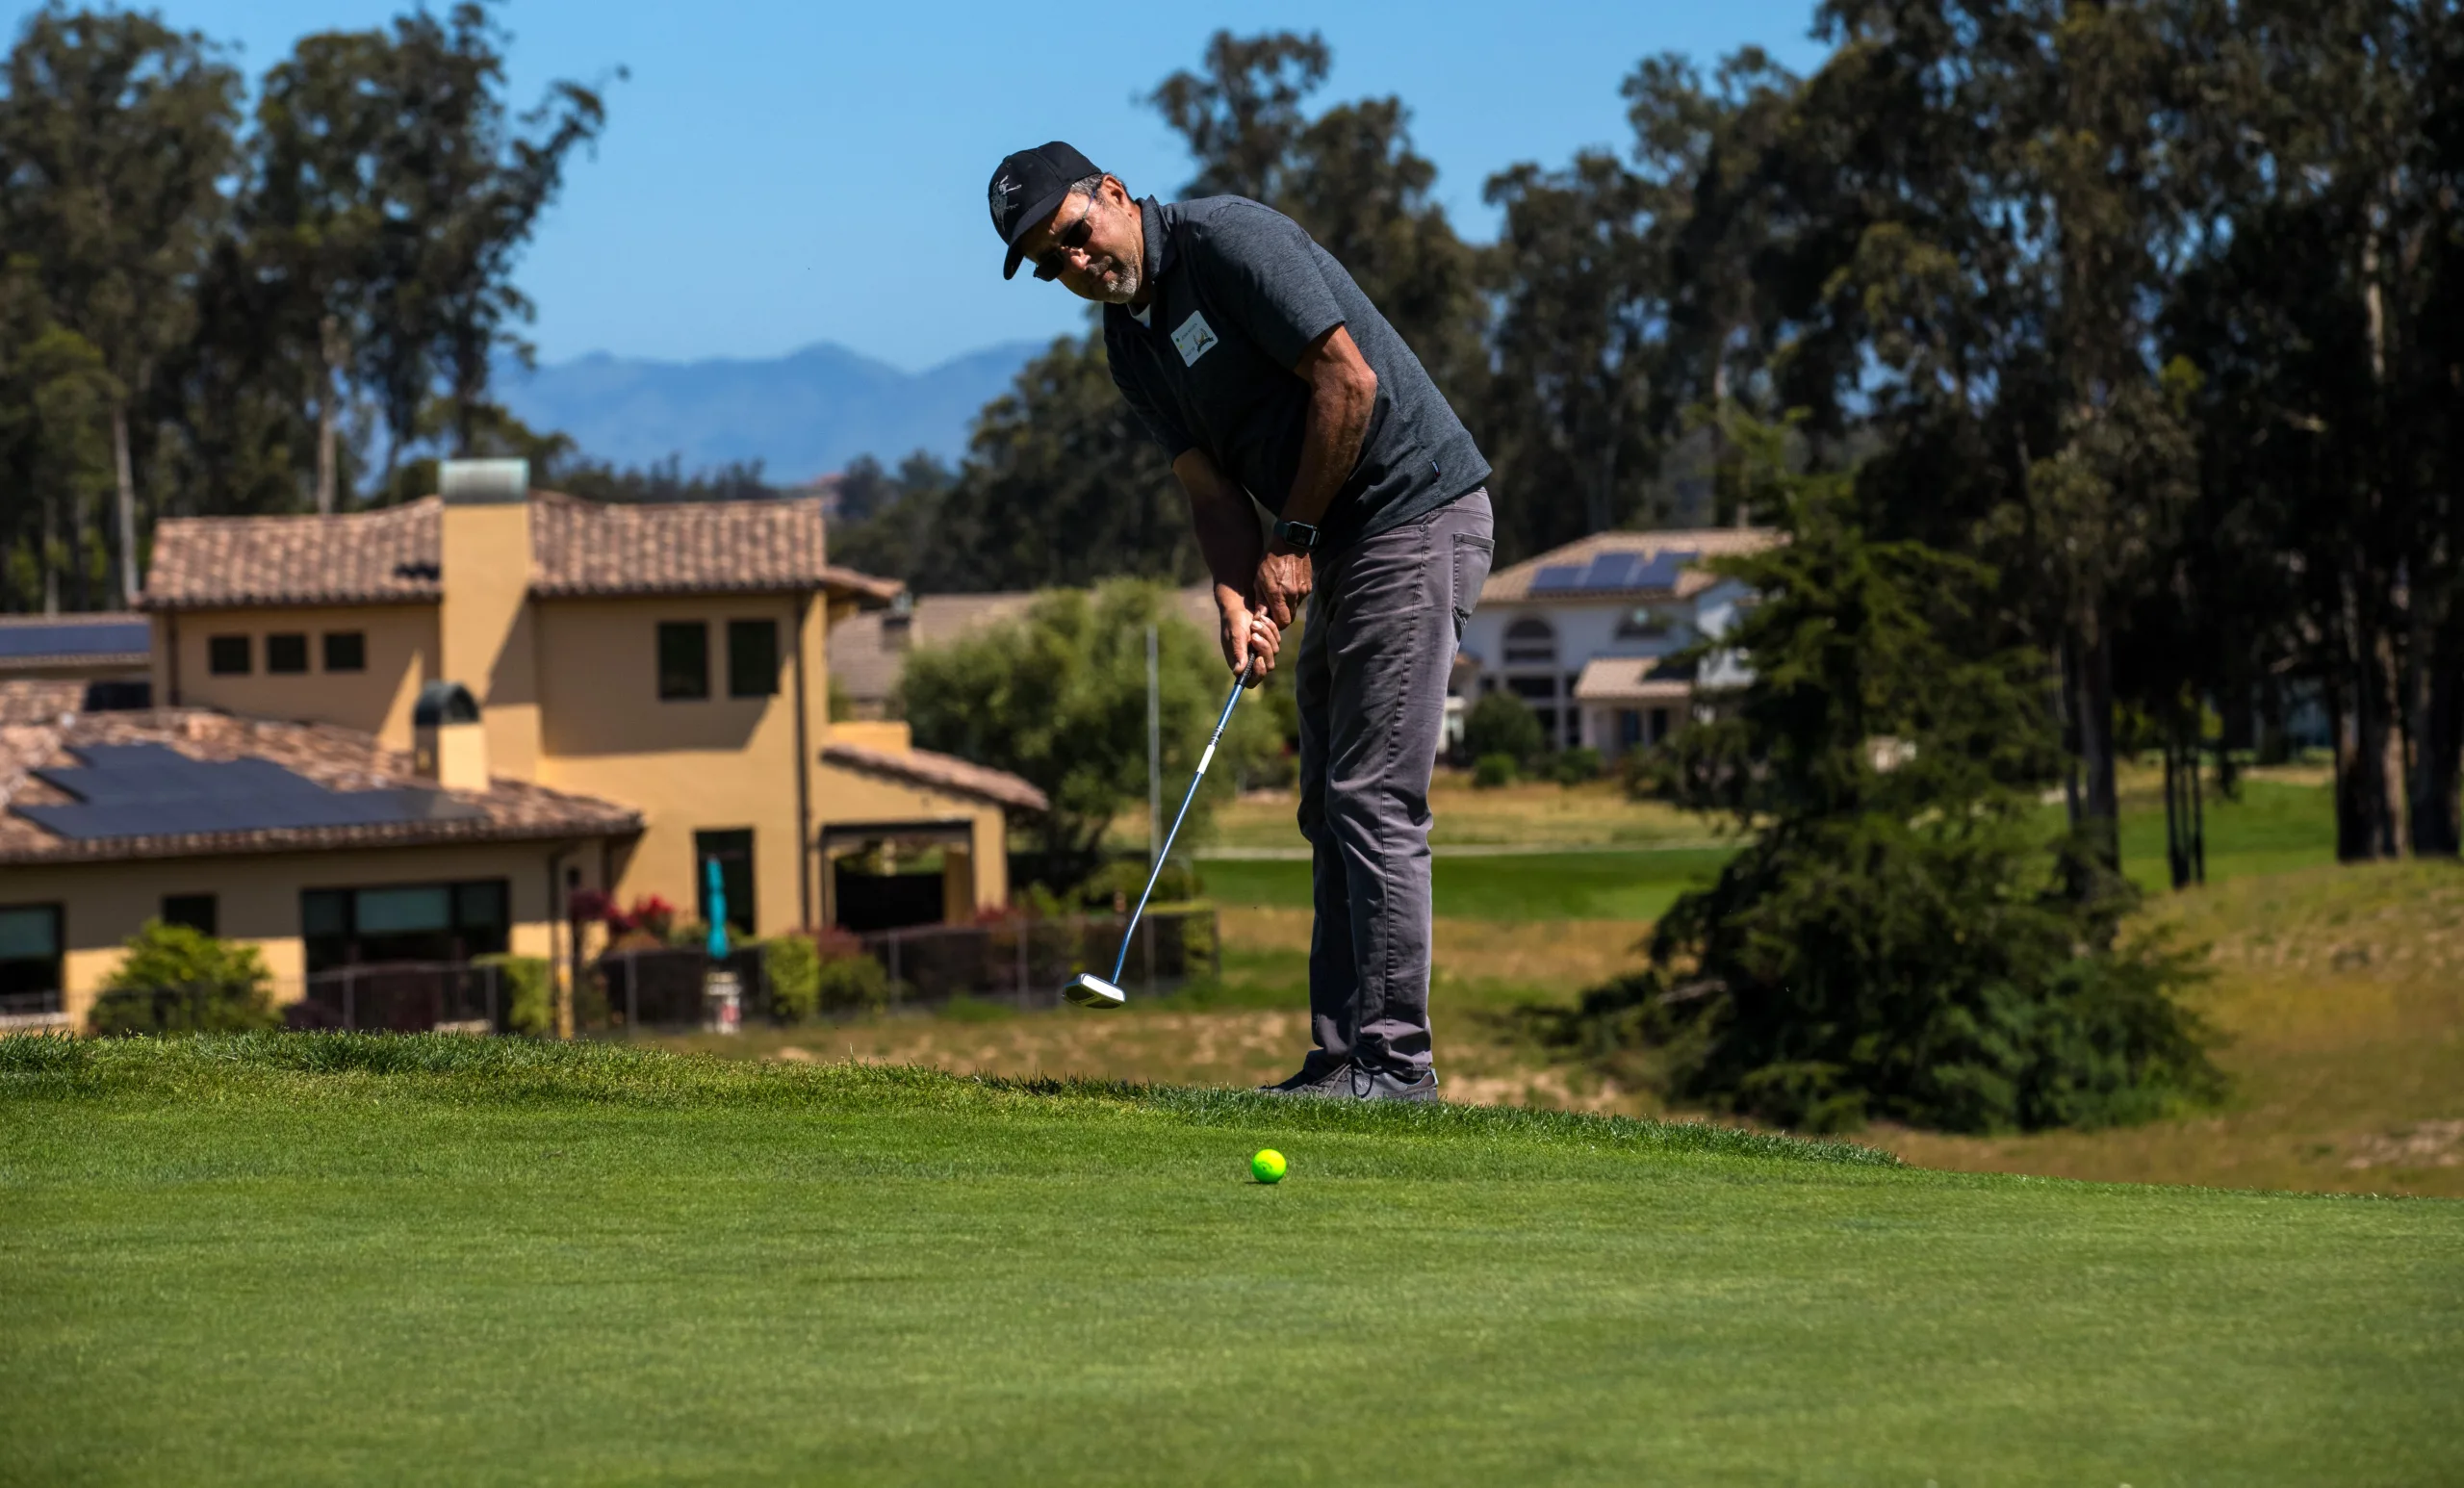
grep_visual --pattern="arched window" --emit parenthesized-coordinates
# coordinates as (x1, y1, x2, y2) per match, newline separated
(1502, 617, 1557, 665)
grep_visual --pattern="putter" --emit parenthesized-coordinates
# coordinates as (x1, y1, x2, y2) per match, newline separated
(1065, 656, 1257, 1009)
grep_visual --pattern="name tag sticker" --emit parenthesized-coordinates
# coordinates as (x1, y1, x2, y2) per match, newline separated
(1171, 312, 1219, 367)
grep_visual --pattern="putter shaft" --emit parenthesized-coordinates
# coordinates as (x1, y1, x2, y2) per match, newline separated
(1110, 660, 1253, 987)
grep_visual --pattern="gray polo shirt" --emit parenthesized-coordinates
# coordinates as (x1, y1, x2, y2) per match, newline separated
(1103, 195, 1489, 553)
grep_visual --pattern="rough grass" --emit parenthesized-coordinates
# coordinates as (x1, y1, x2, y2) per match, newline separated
(6, 1036, 2459, 1486)
(1885, 860, 2464, 1195)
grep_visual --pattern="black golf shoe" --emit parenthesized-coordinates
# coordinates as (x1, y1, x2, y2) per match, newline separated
(1257, 1061, 1441, 1102)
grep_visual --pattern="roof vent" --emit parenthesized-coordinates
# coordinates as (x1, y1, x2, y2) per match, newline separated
(439, 458, 529, 505)
(413, 680, 480, 728)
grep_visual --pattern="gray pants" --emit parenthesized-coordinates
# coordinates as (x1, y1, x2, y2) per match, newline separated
(1295, 488, 1495, 1075)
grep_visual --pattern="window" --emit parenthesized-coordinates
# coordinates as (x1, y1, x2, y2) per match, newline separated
(300, 879, 511, 973)
(1507, 675, 1555, 703)
(208, 635, 251, 675)
(1502, 617, 1557, 664)
(1615, 606, 1679, 641)
(0, 904, 63, 1013)
(694, 829, 756, 937)
(323, 631, 367, 672)
(162, 894, 218, 936)
(727, 619, 780, 698)
(657, 622, 709, 700)
(1618, 709, 1644, 747)
(1650, 706, 1672, 744)
(267, 632, 310, 674)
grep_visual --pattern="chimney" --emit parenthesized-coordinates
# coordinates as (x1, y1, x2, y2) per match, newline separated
(412, 680, 489, 791)
(438, 459, 541, 780)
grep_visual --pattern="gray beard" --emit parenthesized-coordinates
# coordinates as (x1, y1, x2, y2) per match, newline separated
(1095, 258, 1142, 305)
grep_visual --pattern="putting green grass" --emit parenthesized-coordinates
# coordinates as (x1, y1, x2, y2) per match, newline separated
(6, 1037, 2458, 1486)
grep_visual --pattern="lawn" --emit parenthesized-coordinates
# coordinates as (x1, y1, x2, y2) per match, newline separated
(1192, 768, 2337, 922)
(1201, 846, 1733, 922)
(5, 1036, 2459, 1486)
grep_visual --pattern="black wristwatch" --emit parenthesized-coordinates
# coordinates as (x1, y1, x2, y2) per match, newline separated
(1271, 518, 1322, 553)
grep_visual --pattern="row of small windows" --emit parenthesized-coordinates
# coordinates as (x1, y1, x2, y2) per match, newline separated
(208, 630, 366, 677)
(658, 619, 780, 702)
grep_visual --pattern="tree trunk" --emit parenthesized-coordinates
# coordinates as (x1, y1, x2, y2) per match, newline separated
(41, 491, 60, 616)
(315, 315, 343, 516)
(2075, 620, 2121, 872)
(111, 397, 139, 609)
(2413, 610, 2464, 857)
(66, 478, 90, 612)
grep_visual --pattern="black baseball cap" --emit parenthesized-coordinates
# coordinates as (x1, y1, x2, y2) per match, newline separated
(988, 141, 1100, 280)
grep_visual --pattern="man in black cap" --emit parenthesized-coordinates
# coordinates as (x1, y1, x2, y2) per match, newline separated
(988, 141, 1496, 1102)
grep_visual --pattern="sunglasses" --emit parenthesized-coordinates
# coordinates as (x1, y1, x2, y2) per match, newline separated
(1031, 192, 1099, 281)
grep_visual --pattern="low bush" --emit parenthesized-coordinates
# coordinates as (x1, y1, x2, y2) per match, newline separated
(1552, 747, 1603, 785)
(1463, 692, 1546, 765)
(1472, 753, 1518, 789)
(473, 954, 552, 1036)
(89, 921, 279, 1036)
(1075, 857, 1205, 908)
(817, 950, 890, 1015)
(763, 935, 823, 1023)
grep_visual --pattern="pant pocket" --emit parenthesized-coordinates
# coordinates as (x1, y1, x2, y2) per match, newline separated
(1450, 532, 1495, 640)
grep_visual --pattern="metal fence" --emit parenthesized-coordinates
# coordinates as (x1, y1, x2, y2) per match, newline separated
(594, 906, 1220, 1029)
(291, 962, 515, 1033)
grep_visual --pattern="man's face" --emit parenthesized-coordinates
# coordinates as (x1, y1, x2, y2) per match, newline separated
(1017, 177, 1142, 304)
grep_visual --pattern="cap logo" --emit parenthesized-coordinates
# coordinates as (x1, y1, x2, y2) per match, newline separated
(989, 172, 1019, 232)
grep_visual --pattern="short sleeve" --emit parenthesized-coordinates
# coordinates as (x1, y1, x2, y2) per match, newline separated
(1105, 322, 1195, 461)
(1186, 204, 1346, 371)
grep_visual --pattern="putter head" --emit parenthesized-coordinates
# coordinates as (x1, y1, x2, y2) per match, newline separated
(1065, 973, 1126, 1010)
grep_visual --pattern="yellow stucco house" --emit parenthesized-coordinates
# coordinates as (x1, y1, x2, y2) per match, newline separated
(0, 461, 1043, 1029)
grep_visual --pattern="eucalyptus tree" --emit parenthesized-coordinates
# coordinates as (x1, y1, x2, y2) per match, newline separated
(0, 6, 241, 607)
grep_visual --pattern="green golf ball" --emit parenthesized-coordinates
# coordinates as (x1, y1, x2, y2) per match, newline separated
(1250, 1148, 1288, 1184)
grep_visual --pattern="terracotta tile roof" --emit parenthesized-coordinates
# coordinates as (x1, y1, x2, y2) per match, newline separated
(829, 586, 1219, 710)
(528, 492, 900, 602)
(1571, 656, 1695, 704)
(0, 708, 641, 865)
(141, 493, 902, 610)
(0, 680, 86, 726)
(1481, 527, 1780, 604)
(145, 500, 444, 609)
(820, 740, 1049, 813)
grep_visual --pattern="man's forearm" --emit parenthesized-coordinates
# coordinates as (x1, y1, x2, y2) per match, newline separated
(1175, 449, 1265, 603)
(1284, 330, 1377, 527)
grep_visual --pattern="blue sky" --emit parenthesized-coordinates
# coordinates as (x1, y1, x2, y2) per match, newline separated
(155, 0, 1832, 371)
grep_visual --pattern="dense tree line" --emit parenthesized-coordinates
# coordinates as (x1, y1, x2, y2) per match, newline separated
(842, 13, 2464, 874)
(0, 2, 613, 611)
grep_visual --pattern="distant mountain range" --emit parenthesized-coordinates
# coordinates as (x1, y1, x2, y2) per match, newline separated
(493, 340, 1046, 483)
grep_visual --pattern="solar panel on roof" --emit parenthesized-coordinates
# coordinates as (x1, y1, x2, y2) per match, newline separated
(1530, 565, 1587, 593)
(20, 743, 483, 842)
(0, 619, 149, 660)
(1632, 549, 1702, 590)
(1580, 552, 1643, 590)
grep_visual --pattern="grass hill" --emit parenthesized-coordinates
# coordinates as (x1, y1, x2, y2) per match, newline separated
(5, 1036, 2458, 1485)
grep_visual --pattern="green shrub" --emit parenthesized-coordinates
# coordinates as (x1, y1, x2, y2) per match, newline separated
(474, 955, 552, 1036)
(1472, 753, 1518, 789)
(1552, 747, 1603, 785)
(1567, 475, 2219, 1135)
(89, 921, 279, 1036)
(1075, 856, 1205, 908)
(763, 935, 823, 1023)
(1464, 692, 1545, 765)
(817, 949, 890, 1015)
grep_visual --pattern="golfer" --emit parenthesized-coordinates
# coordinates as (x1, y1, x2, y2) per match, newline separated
(988, 141, 1496, 1102)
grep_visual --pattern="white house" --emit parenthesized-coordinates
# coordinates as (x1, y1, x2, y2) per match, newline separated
(1458, 527, 1778, 759)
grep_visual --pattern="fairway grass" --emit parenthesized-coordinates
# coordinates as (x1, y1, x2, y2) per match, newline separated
(6, 1038, 2459, 1486)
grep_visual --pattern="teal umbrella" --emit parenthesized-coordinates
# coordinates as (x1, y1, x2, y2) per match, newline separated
(704, 858, 731, 959)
